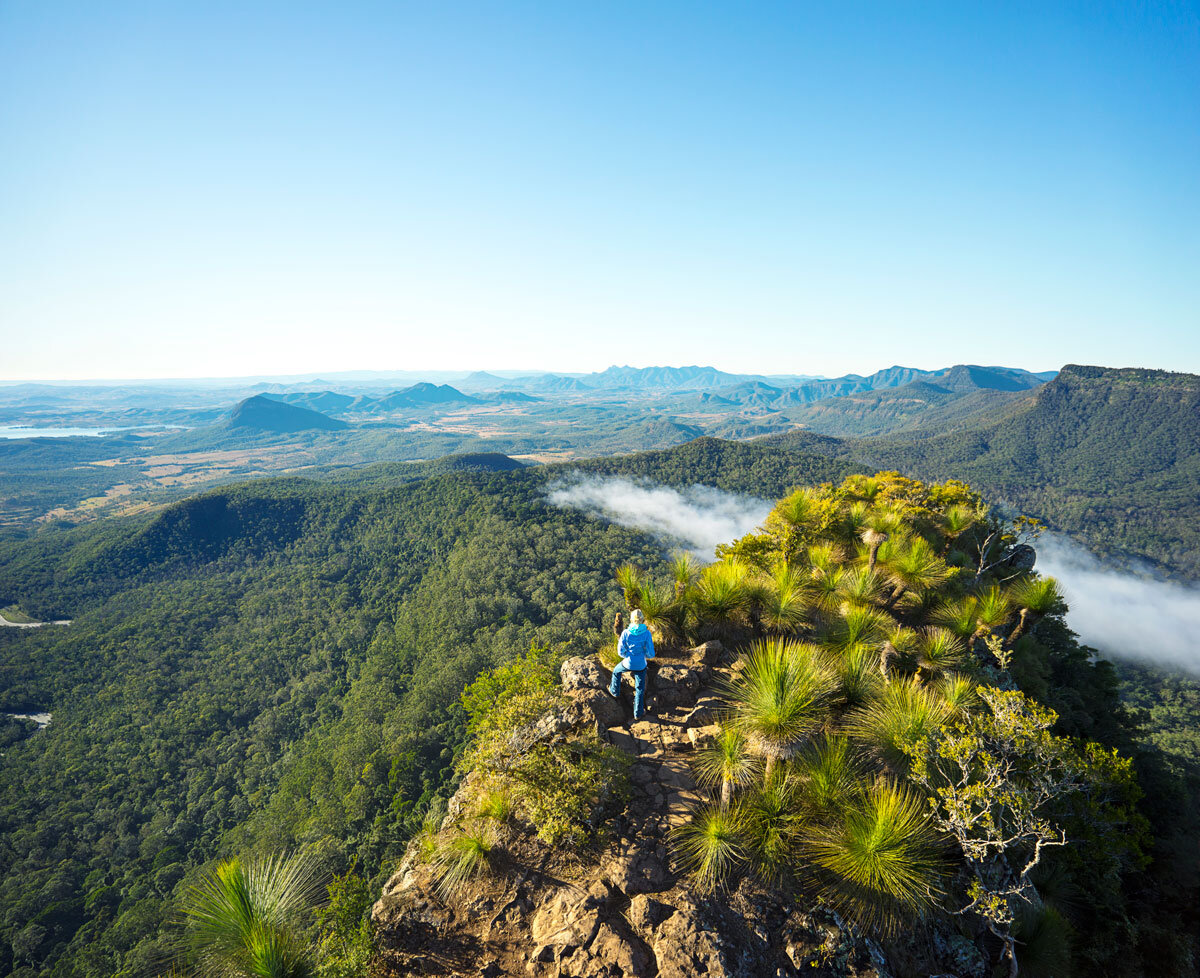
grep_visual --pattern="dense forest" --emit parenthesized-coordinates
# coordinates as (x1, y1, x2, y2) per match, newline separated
(0, 443, 859, 976)
(1, 434, 1197, 976)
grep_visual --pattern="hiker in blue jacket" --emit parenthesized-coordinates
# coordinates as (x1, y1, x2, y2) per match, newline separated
(609, 608, 655, 720)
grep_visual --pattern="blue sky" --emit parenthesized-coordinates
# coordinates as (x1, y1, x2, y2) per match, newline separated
(1, 1, 1197, 380)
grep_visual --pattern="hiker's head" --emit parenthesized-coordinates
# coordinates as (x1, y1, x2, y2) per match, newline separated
(630, 609, 645, 625)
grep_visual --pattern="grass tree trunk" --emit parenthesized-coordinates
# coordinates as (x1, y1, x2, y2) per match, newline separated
(1005, 608, 1037, 649)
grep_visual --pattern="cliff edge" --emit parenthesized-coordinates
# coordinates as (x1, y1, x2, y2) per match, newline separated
(370, 643, 904, 978)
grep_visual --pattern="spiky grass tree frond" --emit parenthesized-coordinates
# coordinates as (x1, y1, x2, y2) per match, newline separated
(728, 640, 836, 779)
(691, 560, 754, 636)
(182, 853, 324, 978)
(692, 727, 761, 809)
(766, 487, 833, 561)
(807, 542, 844, 579)
(1009, 575, 1067, 616)
(801, 781, 946, 935)
(879, 625, 920, 681)
(432, 823, 497, 900)
(842, 474, 883, 503)
(794, 735, 863, 816)
(933, 673, 978, 716)
(740, 770, 805, 878)
(973, 584, 1013, 638)
(933, 596, 979, 640)
(831, 643, 885, 710)
(840, 501, 871, 544)
(809, 564, 848, 617)
(1006, 575, 1067, 646)
(916, 627, 966, 680)
(882, 537, 950, 610)
(614, 564, 644, 610)
(414, 799, 448, 862)
(939, 504, 980, 552)
(845, 679, 952, 772)
(759, 563, 811, 635)
(669, 551, 701, 598)
(836, 566, 887, 610)
(826, 605, 892, 653)
(673, 804, 746, 892)
(632, 581, 683, 646)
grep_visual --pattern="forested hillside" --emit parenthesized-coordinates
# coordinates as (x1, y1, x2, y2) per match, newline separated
(0, 442, 859, 976)
(771, 365, 1200, 576)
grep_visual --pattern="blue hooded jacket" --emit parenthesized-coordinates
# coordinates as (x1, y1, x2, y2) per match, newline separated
(618, 623, 655, 671)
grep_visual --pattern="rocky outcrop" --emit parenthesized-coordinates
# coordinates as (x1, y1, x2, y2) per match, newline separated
(371, 640, 896, 978)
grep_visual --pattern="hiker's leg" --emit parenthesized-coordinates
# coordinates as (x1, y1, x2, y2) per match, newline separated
(632, 669, 647, 718)
(609, 661, 628, 697)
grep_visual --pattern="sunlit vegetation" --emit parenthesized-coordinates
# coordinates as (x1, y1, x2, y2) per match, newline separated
(620, 472, 1153, 971)
(0, 437, 1195, 978)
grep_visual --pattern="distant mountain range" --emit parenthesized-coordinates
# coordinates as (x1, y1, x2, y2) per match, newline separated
(265, 383, 481, 415)
(768, 364, 1200, 575)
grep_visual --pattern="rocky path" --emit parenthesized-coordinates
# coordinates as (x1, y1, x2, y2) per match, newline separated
(372, 641, 893, 978)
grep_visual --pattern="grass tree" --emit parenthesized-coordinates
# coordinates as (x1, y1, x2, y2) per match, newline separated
(882, 537, 950, 611)
(836, 566, 887, 610)
(758, 561, 810, 635)
(614, 563, 644, 610)
(934, 595, 981, 641)
(740, 770, 805, 878)
(826, 604, 892, 653)
(1005, 576, 1066, 648)
(794, 735, 863, 816)
(831, 643, 885, 709)
(180, 852, 325, 978)
(432, 822, 497, 899)
(691, 560, 754, 639)
(916, 627, 966, 681)
(802, 781, 946, 934)
(765, 487, 832, 562)
(693, 727, 760, 810)
(728, 640, 836, 781)
(669, 551, 701, 599)
(846, 678, 952, 772)
(972, 585, 1013, 644)
(939, 503, 981, 556)
(673, 804, 745, 892)
(631, 580, 683, 647)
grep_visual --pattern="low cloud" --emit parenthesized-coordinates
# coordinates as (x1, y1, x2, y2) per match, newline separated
(1036, 533, 1200, 675)
(547, 476, 771, 559)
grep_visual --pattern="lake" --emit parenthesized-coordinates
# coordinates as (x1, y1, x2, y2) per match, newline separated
(0, 424, 179, 439)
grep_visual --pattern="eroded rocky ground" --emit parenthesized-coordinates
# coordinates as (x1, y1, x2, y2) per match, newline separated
(370, 641, 910, 978)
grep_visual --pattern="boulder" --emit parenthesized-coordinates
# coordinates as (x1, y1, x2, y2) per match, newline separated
(652, 664, 704, 707)
(561, 655, 608, 693)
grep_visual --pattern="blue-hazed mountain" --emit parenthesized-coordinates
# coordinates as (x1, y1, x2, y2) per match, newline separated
(262, 391, 357, 414)
(501, 374, 595, 393)
(371, 383, 480, 410)
(227, 395, 348, 432)
(769, 365, 1053, 437)
(458, 371, 510, 390)
(715, 364, 1049, 410)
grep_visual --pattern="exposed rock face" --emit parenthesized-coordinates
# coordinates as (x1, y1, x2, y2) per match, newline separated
(371, 640, 897, 978)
